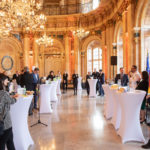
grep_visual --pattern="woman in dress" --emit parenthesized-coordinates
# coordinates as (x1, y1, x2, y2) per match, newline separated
(0, 73, 18, 150)
(136, 71, 149, 123)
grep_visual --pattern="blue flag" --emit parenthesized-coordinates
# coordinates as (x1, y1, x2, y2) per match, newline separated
(146, 52, 150, 72)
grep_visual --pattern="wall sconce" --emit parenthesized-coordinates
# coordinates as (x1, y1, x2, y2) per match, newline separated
(133, 27, 140, 38)
(112, 43, 117, 49)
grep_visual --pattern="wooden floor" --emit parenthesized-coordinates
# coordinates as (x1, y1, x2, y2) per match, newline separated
(28, 90, 150, 150)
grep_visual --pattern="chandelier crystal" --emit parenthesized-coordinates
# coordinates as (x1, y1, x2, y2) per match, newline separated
(0, 0, 46, 37)
(36, 33, 53, 47)
(73, 29, 90, 39)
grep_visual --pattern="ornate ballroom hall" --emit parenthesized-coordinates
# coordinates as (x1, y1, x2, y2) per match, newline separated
(0, 0, 150, 150)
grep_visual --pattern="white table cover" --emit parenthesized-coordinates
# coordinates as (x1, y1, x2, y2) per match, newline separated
(102, 84, 113, 119)
(111, 90, 121, 130)
(50, 81, 58, 102)
(88, 79, 97, 97)
(77, 77, 82, 90)
(40, 84, 53, 114)
(57, 79, 62, 95)
(10, 95, 34, 150)
(118, 90, 146, 143)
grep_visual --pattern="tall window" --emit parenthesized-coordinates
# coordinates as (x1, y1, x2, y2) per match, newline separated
(93, 0, 99, 10)
(87, 47, 102, 72)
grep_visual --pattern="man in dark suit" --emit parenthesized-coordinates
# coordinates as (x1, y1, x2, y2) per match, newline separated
(21, 67, 33, 91)
(32, 68, 40, 109)
(86, 72, 92, 95)
(92, 68, 99, 79)
(72, 72, 78, 95)
(13, 71, 20, 85)
(63, 71, 68, 91)
(115, 67, 129, 86)
(98, 69, 105, 96)
(20, 67, 34, 115)
(92, 68, 99, 93)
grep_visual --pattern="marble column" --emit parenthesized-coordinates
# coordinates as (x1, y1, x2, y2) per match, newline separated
(74, 35, 80, 75)
(122, 11, 128, 73)
(65, 34, 70, 78)
(133, 27, 140, 71)
(23, 33, 30, 67)
(127, 3, 135, 71)
(81, 51, 85, 79)
(33, 33, 39, 67)
(40, 45, 45, 77)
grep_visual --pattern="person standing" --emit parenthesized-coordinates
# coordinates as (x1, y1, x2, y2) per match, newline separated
(47, 71, 55, 81)
(32, 68, 40, 109)
(98, 70, 105, 96)
(92, 68, 99, 93)
(115, 67, 129, 86)
(0, 73, 18, 150)
(92, 68, 99, 79)
(72, 72, 78, 95)
(12, 71, 20, 85)
(86, 72, 92, 95)
(63, 71, 68, 91)
(20, 67, 33, 91)
(129, 65, 141, 88)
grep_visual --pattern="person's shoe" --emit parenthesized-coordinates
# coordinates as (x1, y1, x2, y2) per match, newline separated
(141, 140, 150, 149)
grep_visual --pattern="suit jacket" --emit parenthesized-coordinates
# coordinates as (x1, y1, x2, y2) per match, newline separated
(63, 73, 68, 83)
(72, 74, 78, 84)
(47, 75, 55, 81)
(115, 74, 129, 86)
(92, 72, 99, 79)
(32, 73, 39, 84)
(20, 72, 33, 91)
(136, 80, 148, 102)
(98, 73, 105, 84)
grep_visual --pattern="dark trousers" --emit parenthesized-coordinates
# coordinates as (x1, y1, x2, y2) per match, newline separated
(98, 81, 104, 96)
(33, 84, 38, 108)
(73, 83, 78, 95)
(0, 127, 15, 150)
(86, 82, 90, 95)
(63, 82, 68, 91)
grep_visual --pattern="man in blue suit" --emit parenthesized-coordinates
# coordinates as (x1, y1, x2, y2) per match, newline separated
(115, 67, 129, 86)
(32, 68, 40, 109)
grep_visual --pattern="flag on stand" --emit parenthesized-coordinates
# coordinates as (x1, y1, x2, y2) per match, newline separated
(146, 52, 149, 72)
(146, 52, 150, 94)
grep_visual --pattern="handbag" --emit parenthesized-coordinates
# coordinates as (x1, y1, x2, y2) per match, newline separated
(0, 104, 6, 136)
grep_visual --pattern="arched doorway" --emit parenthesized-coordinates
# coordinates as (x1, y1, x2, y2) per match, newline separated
(42, 39, 65, 77)
(87, 40, 102, 73)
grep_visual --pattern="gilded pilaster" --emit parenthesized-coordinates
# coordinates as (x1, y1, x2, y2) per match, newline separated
(23, 33, 30, 67)
(33, 32, 39, 67)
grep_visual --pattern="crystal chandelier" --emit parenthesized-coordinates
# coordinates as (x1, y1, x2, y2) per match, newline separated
(36, 33, 53, 47)
(0, 0, 46, 37)
(73, 17, 90, 39)
(73, 29, 90, 39)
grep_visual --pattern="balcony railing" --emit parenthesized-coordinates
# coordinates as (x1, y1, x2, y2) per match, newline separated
(43, 1, 96, 15)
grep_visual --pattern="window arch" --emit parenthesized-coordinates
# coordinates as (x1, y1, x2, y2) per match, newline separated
(87, 40, 102, 72)
(93, 0, 100, 10)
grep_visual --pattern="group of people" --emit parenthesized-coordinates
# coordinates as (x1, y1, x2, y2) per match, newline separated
(86, 69, 105, 96)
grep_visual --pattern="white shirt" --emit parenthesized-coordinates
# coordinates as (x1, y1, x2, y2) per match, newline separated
(129, 71, 141, 88)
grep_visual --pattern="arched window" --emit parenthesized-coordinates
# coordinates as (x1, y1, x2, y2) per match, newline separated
(141, 2, 150, 71)
(93, 0, 100, 10)
(87, 47, 102, 72)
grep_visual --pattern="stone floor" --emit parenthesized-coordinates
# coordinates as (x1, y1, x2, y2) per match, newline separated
(28, 90, 150, 150)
